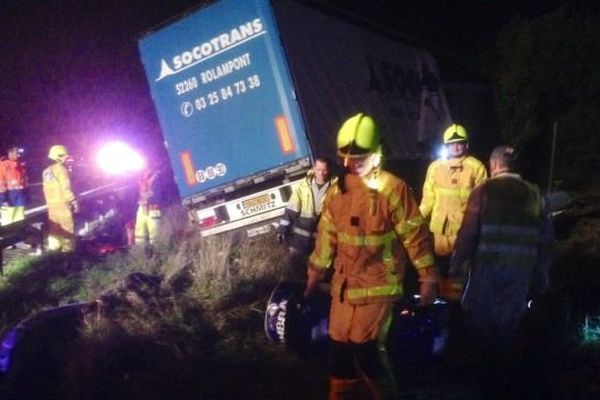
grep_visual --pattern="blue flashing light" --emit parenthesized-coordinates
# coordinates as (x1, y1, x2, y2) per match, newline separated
(0, 328, 20, 374)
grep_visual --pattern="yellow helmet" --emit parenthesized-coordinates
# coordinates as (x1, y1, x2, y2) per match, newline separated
(48, 145, 69, 162)
(443, 124, 468, 144)
(337, 113, 381, 158)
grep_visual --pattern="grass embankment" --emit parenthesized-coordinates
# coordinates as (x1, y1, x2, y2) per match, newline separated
(542, 194, 600, 400)
(0, 207, 327, 399)
(1, 195, 599, 399)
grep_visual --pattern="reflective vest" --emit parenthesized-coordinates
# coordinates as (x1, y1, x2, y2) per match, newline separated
(43, 163, 75, 206)
(420, 155, 487, 236)
(278, 175, 336, 253)
(477, 174, 544, 268)
(0, 158, 27, 206)
(452, 173, 554, 343)
(310, 170, 434, 305)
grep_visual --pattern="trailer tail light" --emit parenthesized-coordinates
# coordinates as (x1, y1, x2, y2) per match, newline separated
(196, 205, 228, 228)
(199, 215, 218, 228)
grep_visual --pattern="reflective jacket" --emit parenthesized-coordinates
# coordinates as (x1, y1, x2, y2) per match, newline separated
(420, 155, 487, 236)
(138, 171, 162, 211)
(309, 170, 435, 305)
(0, 158, 27, 206)
(43, 163, 76, 206)
(450, 173, 554, 344)
(278, 175, 336, 253)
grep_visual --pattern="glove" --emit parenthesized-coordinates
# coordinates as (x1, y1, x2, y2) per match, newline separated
(303, 265, 325, 298)
(71, 200, 80, 213)
(439, 277, 463, 303)
(276, 233, 286, 244)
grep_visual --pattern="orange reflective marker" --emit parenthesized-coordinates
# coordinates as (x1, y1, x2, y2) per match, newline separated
(180, 151, 197, 186)
(274, 115, 295, 154)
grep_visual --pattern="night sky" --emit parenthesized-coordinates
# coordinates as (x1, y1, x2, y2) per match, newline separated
(0, 0, 200, 177)
(0, 0, 568, 181)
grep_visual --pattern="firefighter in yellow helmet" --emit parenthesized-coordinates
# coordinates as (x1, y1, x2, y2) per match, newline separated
(43, 145, 78, 252)
(419, 124, 487, 285)
(304, 113, 439, 400)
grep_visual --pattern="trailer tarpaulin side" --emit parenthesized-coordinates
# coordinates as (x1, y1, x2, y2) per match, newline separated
(273, 0, 452, 161)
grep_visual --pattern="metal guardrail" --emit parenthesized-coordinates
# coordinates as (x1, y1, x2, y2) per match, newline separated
(0, 181, 136, 275)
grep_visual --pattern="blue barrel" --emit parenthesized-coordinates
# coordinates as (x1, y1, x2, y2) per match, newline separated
(264, 280, 330, 355)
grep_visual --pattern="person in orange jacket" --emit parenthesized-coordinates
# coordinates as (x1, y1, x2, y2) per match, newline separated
(43, 145, 78, 252)
(0, 146, 28, 226)
(304, 114, 439, 400)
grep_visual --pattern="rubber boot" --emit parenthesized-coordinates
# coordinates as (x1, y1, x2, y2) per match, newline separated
(329, 377, 361, 400)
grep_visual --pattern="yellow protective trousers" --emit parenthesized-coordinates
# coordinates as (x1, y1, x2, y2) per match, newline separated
(135, 206, 161, 245)
(47, 203, 74, 252)
(1, 206, 24, 226)
(432, 232, 455, 257)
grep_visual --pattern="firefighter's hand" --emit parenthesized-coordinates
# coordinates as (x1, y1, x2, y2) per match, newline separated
(276, 233, 286, 244)
(304, 265, 324, 298)
(439, 278, 463, 303)
(417, 266, 439, 306)
(419, 281, 437, 306)
(303, 282, 318, 299)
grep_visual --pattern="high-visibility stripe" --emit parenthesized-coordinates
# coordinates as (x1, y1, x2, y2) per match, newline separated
(382, 235, 399, 287)
(347, 284, 403, 300)
(478, 253, 537, 267)
(310, 212, 336, 268)
(286, 204, 301, 213)
(292, 226, 313, 238)
(338, 230, 397, 246)
(413, 254, 435, 268)
(274, 115, 295, 154)
(481, 224, 540, 237)
(395, 215, 424, 236)
(377, 309, 400, 399)
(180, 151, 197, 186)
(479, 243, 537, 256)
(482, 233, 540, 247)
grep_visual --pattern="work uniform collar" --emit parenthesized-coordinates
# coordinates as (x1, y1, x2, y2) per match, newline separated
(493, 171, 522, 180)
(447, 155, 467, 169)
(344, 171, 377, 189)
(4, 158, 21, 166)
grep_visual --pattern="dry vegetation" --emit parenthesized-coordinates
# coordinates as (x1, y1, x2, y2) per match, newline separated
(1, 195, 599, 399)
